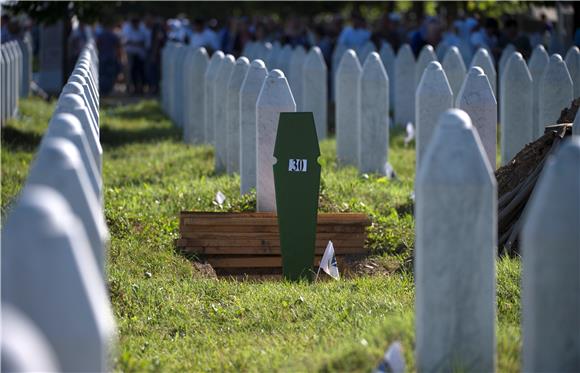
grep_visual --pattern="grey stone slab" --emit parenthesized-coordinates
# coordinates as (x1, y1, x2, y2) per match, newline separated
(528, 45, 549, 139)
(61, 81, 98, 135)
(442, 46, 467, 99)
(415, 108, 496, 373)
(214, 54, 236, 173)
(415, 44, 437, 89)
(68, 72, 99, 128)
(395, 44, 416, 126)
(1, 185, 116, 373)
(1, 304, 60, 372)
(359, 52, 389, 175)
(28, 136, 108, 275)
(184, 47, 209, 145)
(256, 69, 296, 211)
(17, 37, 32, 97)
(457, 66, 498, 168)
(204, 51, 225, 144)
(335, 49, 362, 167)
(226, 56, 250, 174)
(379, 42, 396, 109)
(500, 52, 533, 165)
(539, 54, 573, 132)
(498, 44, 516, 81)
(470, 48, 497, 98)
(522, 137, 580, 373)
(240, 59, 268, 195)
(303, 46, 328, 140)
(38, 21, 64, 94)
(416, 61, 453, 170)
(565, 46, 580, 98)
(288, 45, 306, 110)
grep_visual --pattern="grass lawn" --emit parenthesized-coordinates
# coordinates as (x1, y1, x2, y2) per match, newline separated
(2, 97, 521, 372)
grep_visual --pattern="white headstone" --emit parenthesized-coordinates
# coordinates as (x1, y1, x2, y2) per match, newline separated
(442, 46, 467, 99)
(358, 40, 376, 65)
(539, 54, 573, 133)
(184, 47, 209, 145)
(331, 43, 348, 101)
(45, 113, 102, 201)
(359, 52, 389, 175)
(416, 61, 453, 170)
(522, 138, 580, 373)
(336, 49, 362, 166)
(394, 44, 416, 125)
(204, 51, 225, 144)
(214, 54, 236, 173)
(256, 69, 296, 211)
(498, 44, 516, 81)
(226, 56, 250, 174)
(1, 185, 116, 372)
(379, 42, 396, 109)
(27, 137, 109, 274)
(564, 46, 580, 98)
(68, 73, 99, 126)
(240, 59, 268, 195)
(528, 45, 550, 139)
(470, 48, 497, 98)
(55, 93, 102, 173)
(61, 82, 98, 133)
(415, 109, 496, 373)
(288, 45, 306, 110)
(303, 46, 328, 140)
(1, 304, 60, 372)
(500, 52, 533, 165)
(457, 66, 498, 168)
(415, 44, 437, 88)
(278, 44, 293, 76)
(18, 37, 32, 97)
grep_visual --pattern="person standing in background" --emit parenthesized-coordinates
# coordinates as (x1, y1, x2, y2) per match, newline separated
(96, 18, 122, 95)
(122, 17, 148, 94)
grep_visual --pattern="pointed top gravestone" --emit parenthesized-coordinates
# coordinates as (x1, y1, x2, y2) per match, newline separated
(358, 40, 376, 65)
(45, 113, 102, 201)
(379, 42, 396, 108)
(27, 137, 109, 274)
(256, 69, 296, 211)
(500, 52, 533, 165)
(442, 46, 467, 99)
(395, 44, 416, 125)
(522, 138, 580, 373)
(1, 185, 116, 373)
(214, 54, 236, 173)
(529, 45, 550, 139)
(416, 61, 453, 170)
(415, 108, 496, 373)
(416, 44, 437, 88)
(336, 49, 362, 166)
(498, 44, 516, 80)
(470, 48, 497, 97)
(184, 47, 209, 145)
(288, 45, 306, 110)
(240, 59, 268, 195)
(204, 50, 225, 144)
(457, 66, 497, 168)
(539, 54, 573, 134)
(564, 46, 580, 98)
(226, 56, 250, 174)
(303, 46, 328, 140)
(359, 52, 389, 175)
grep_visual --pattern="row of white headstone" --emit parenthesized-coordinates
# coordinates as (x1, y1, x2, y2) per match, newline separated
(1, 41, 117, 372)
(415, 108, 580, 372)
(160, 42, 330, 212)
(1, 38, 32, 124)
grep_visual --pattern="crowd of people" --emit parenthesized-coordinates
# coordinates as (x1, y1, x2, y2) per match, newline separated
(2, 8, 578, 97)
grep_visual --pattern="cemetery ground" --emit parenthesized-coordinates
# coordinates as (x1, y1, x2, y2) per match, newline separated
(3, 97, 521, 372)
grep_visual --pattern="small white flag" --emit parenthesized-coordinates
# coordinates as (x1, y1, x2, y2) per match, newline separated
(404, 122, 415, 147)
(318, 241, 340, 280)
(373, 341, 405, 373)
(214, 191, 226, 207)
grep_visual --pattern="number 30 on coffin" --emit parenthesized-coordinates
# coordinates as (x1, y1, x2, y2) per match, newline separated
(273, 112, 321, 281)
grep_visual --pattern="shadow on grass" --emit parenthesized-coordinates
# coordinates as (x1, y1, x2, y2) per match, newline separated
(1, 126, 43, 152)
(99, 124, 181, 148)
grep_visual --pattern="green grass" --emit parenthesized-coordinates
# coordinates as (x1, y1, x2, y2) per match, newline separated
(1, 98, 522, 372)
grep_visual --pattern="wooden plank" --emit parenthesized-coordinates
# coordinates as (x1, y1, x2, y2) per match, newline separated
(180, 232, 366, 241)
(180, 213, 370, 227)
(177, 237, 364, 248)
(178, 244, 368, 255)
(179, 224, 366, 234)
(180, 211, 369, 223)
